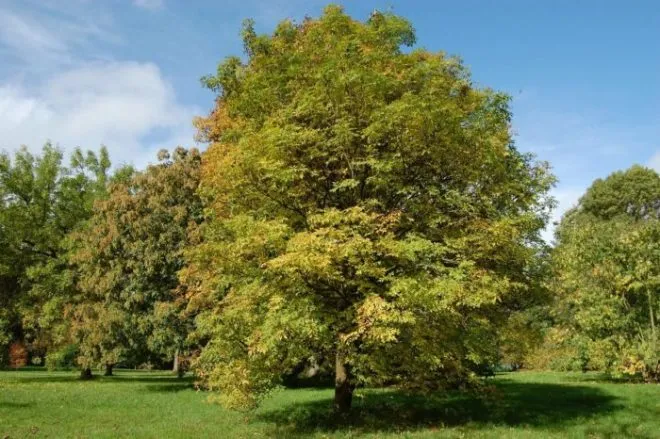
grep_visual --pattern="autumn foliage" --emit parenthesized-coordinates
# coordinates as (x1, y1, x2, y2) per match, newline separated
(8, 342, 28, 368)
(184, 5, 554, 411)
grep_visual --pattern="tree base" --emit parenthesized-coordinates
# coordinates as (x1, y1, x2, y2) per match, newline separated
(334, 352, 353, 413)
(333, 385, 353, 414)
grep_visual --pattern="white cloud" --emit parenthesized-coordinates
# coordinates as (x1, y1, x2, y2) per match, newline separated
(0, 3, 198, 169)
(542, 186, 584, 245)
(649, 151, 660, 172)
(0, 62, 199, 169)
(132, 0, 164, 11)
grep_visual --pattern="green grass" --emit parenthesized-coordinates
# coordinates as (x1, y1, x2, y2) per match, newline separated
(1, 369, 659, 438)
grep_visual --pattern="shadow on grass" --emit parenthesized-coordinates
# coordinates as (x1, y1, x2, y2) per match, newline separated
(562, 373, 643, 385)
(258, 380, 622, 437)
(106, 375, 194, 385)
(0, 402, 33, 408)
(143, 383, 195, 393)
(7, 373, 194, 386)
(2, 375, 81, 383)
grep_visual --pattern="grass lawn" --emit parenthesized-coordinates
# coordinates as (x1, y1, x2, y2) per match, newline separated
(1, 369, 659, 438)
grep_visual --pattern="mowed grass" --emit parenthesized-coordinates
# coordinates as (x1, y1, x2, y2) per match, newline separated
(1, 369, 660, 438)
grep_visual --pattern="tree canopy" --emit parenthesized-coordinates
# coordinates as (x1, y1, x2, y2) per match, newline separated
(72, 147, 202, 375)
(185, 5, 554, 412)
(568, 165, 660, 222)
(0, 144, 111, 361)
(550, 166, 660, 380)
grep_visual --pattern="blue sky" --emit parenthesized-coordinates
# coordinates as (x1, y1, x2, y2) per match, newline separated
(0, 0, 658, 240)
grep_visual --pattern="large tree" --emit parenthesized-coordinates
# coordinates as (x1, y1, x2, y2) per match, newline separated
(550, 166, 660, 380)
(72, 147, 202, 376)
(184, 5, 554, 412)
(0, 144, 111, 363)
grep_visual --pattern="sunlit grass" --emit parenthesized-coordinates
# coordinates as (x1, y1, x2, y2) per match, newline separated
(1, 369, 659, 438)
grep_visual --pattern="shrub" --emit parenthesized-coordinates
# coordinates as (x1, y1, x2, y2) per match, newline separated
(0, 345, 7, 369)
(9, 342, 28, 368)
(45, 344, 79, 371)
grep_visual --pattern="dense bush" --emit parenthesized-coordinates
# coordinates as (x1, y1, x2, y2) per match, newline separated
(45, 344, 79, 371)
(0, 345, 7, 368)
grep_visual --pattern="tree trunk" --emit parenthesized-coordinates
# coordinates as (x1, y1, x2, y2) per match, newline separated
(174, 350, 186, 378)
(648, 290, 658, 384)
(80, 367, 92, 380)
(104, 364, 113, 376)
(334, 351, 353, 414)
(648, 289, 657, 347)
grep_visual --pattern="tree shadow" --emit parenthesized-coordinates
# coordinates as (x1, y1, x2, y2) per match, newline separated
(4, 375, 80, 384)
(0, 402, 33, 408)
(143, 382, 195, 393)
(283, 374, 334, 389)
(7, 373, 193, 385)
(257, 379, 622, 437)
(0, 367, 47, 372)
(106, 375, 194, 385)
(146, 384, 195, 393)
(562, 372, 643, 385)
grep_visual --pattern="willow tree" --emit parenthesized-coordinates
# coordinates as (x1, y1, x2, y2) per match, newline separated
(185, 5, 554, 412)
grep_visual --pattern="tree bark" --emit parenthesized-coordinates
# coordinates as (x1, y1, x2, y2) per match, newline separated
(334, 351, 353, 414)
(104, 364, 114, 376)
(648, 289, 657, 346)
(174, 350, 186, 378)
(80, 367, 92, 380)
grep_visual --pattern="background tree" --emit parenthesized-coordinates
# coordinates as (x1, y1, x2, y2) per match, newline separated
(184, 5, 554, 412)
(498, 249, 553, 371)
(549, 166, 660, 380)
(0, 144, 111, 365)
(570, 165, 660, 221)
(72, 147, 202, 376)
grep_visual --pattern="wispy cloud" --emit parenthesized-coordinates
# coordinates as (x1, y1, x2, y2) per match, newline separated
(0, 3, 120, 72)
(511, 90, 660, 243)
(649, 151, 660, 172)
(132, 0, 164, 11)
(244, 0, 328, 27)
(513, 98, 646, 166)
(0, 9, 73, 65)
(542, 186, 584, 244)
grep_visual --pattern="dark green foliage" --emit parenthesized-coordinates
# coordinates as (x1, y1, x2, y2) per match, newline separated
(71, 147, 203, 372)
(45, 344, 78, 371)
(0, 144, 111, 357)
